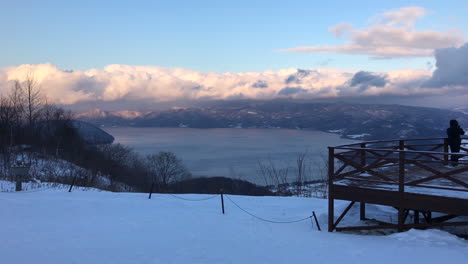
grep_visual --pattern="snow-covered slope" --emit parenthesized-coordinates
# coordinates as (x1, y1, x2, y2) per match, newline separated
(1, 190, 466, 264)
(72, 120, 114, 144)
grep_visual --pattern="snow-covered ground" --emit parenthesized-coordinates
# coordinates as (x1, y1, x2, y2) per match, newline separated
(0, 180, 103, 193)
(1, 188, 467, 264)
(1, 154, 132, 192)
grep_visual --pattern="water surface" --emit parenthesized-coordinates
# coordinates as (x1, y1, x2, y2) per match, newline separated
(103, 127, 355, 184)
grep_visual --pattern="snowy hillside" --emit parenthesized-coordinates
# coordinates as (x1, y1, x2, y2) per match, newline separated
(1, 188, 467, 264)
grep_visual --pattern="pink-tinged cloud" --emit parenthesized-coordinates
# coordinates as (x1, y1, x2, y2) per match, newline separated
(2, 42, 468, 106)
(279, 6, 465, 59)
(0, 62, 441, 106)
(378, 6, 426, 28)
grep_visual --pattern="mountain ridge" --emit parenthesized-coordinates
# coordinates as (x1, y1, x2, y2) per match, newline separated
(75, 101, 468, 140)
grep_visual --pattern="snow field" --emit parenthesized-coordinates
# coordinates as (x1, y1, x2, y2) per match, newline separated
(1, 189, 467, 264)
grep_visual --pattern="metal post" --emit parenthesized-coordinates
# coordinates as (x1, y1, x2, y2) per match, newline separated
(328, 147, 335, 232)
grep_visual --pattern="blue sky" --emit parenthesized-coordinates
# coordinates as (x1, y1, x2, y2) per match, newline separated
(1, 0, 466, 73)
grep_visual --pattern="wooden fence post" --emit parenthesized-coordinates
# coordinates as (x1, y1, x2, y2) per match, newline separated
(443, 138, 449, 165)
(328, 147, 335, 232)
(360, 143, 366, 220)
(398, 140, 405, 231)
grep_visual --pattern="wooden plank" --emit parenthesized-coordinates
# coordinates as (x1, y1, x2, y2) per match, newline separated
(332, 184, 468, 216)
(407, 144, 445, 161)
(406, 164, 468, 188)
(333, 201, 355, 229)
(335, 147, 468, 158)
(336, 159, 392, 179)
(335, 221, 468, 232)
(335, 155, 393, 182)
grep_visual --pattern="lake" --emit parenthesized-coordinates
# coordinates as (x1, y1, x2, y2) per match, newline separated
(102, 127, 355, 184)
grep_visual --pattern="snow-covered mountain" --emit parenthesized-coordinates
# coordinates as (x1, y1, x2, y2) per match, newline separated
(76, 101, 468, 140)
(76, 109, 146, 120)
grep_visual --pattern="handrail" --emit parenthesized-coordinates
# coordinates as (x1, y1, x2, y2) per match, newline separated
(335, 136, 468, 148)
(329, 137, 468, 194)
(333, 147, 468, 157)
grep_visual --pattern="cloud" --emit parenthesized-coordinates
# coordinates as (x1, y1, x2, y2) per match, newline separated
(278, 87, 308, 96)
(285, 75, 300, 84)
(424, 43, 468, 87)
(350, 71, 388, 92)
(378, 6, 426, 28)
(251, 80, 268, 88)
(279, 6, 465, 59)
(285, 69, 319, 84)
(0, 64, 350, 104)
(0, 58, 465, 109)
(329, 22, 353, 37)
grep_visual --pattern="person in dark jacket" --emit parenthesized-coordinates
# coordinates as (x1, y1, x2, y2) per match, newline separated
(447, 120, 465, 166)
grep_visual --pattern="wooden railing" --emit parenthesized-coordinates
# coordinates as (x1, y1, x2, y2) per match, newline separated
(329, 137, 468, 194)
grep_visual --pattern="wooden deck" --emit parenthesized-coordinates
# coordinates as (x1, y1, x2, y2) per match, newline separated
(328, 137, 468, 232)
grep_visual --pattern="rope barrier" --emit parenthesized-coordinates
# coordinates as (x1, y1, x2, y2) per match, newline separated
(225, 194, 312, 224)
(167, 193, 220, 201)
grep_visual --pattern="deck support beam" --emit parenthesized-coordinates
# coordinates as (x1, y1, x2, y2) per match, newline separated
(360, 202, 366, 220)
(414, 210, 419, 224)
(328, 147, 335, 232)
(332, 201, 355, 230)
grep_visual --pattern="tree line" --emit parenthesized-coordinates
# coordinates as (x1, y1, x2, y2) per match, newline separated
(1, 75, 329, 196)
(0, 75, 191, 192)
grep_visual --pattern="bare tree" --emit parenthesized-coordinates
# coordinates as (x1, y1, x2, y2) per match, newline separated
(39, 102, 73, 156)
(0, 82, 27, 170)
(257, 157, 289, 194)
(97, 143, 133, 188)
(309, 152, 334, 198)
(0, 96, 14, 169)
(9, 81, 25, 125)
(294, 151, 308, 195)
(23, 74, 43, 128)
(146, 151, 191, 190)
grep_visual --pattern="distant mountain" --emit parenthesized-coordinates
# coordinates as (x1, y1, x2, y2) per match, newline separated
(76, 101, 468, 140)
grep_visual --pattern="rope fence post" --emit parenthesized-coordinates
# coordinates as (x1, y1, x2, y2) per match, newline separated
(220, 189, 225, 214)
(68, 176, 76, 192)
(148, 182, 154, 199)
(312, 211, 321, 231)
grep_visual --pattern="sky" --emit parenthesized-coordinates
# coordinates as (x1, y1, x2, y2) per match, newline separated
(0, 0, 467, 109)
